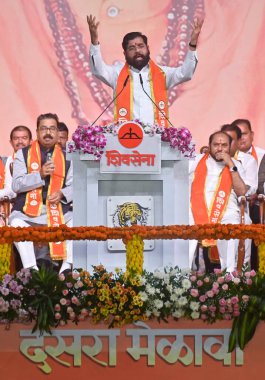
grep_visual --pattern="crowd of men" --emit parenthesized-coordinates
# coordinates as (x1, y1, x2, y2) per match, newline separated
(0, 16, 265, 275)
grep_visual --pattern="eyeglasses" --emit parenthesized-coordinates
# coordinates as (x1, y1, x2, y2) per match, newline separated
(39, 126, 58, 133)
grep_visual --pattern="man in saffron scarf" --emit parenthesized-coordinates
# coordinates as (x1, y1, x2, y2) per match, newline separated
(87, 14, 203, 126)
(189, 131, 247, 273)
(9, 113, 73, 273)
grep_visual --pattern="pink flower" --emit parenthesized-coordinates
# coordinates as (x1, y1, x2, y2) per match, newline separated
(71, 296, 80, 305)
(212, 282, 219, 290)
(200, 314, 208, 320)
(245, 271, 251, 278)
(190, 275, 197, 282)
(217, 277, 225, 284)
(199, 295, 206, 302)
(60, 298, 67, 305)
(206, 290, 214, 298)
(231, 296, 239, 304)
(219, 307, 226, 314)
(233, 310, 240, 317)
(242, 295, 249, 303)
(54, 304, 61, 311)
(197, 280, 203, 287)
(55, 312, 61, 320)
(222, 284, 228, 291)
(219, 298, 226, 306)
(201, 305, 208, 312)
(58, 274, 65, 281)
(72, 272, 80, 280)
(225, 274, 232, 282)
(250, 270, 256, 277)
(62, 289, 69, 296)
(190, 289, 199, 297)
(209, 305, 216, 312)
(246, 279, 252, 285)
(76, 280, 84, 288)
(204, 277, 210, 283)
(69, 312, 76, 320)
(59, 320, 66, 326)
(214, 268, 222, 275)
(233, 277, 240, 285)
(223, 314, 232, 320)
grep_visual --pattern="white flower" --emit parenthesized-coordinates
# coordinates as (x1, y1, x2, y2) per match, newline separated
(152, 309, 161, 317)
(164, 301, 172, 308)
(172, 309, 185, 318)
(139, 292, 148, 301)
(170, 294, 178, 302)
(145, 310, 152, 317)
(153, 270, 164, 279)
(190, 301, 200, 311)
(174, 288, 184, 296)
(166, 284, 173, 292)
(146, 285, 156, 295)
(163, 274, 170, 284)
(232, 277, 241, 285)
(154, 299, 164, 309)
(181, 278, 191, 290)
(191, 311, 200, 319)
(178, 296, 188, 306)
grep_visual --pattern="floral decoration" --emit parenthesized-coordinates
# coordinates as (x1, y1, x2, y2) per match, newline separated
(67, 121, 195, 159)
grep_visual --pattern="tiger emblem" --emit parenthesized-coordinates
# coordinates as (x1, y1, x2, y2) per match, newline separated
(112, 202, 150, 227)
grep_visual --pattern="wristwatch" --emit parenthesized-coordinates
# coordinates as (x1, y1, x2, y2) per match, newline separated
(230, 166, 238, 172)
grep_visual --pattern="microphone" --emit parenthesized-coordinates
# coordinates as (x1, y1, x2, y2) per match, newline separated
(90, 75, 130, 127)
(139, 73, 174, 128)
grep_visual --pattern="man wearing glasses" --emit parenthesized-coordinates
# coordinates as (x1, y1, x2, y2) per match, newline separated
(9, 113, 73, 274)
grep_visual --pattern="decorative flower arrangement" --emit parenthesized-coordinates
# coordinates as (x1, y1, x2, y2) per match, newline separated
(67, 121, 195, 159)
(1, 264, 264, 353)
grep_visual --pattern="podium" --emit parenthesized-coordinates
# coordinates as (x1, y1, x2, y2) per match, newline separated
(68, 131, 190, 272)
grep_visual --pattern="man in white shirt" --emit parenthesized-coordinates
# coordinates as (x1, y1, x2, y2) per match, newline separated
(0, 125, 32, 202)
(189, 131, 247, 272)
(231, 119, 265, 168)
(231, 118, 265, 269)
(87, 14, 203, 126)
(220, 124, 258, 266)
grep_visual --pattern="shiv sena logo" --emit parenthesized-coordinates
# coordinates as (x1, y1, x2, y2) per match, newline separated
(112, 202, 150, 227)
(118, 121, 143, 149)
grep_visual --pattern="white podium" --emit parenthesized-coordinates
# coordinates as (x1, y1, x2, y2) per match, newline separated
(68, 141, 190, 272)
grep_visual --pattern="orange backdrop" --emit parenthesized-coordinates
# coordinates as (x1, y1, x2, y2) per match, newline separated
(0, 0, 265, 156)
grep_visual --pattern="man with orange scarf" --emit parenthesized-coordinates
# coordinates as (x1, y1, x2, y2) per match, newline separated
(189, 131, 247, 273)
(9, 113, 73, 274)
(87, 15, 203, 126)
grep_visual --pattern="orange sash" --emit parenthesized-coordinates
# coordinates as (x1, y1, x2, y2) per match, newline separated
(114, 60, 169, 127)
(0, 158, 5, 189)
(191, 154, 232, 250)
(251, 145, 258, 162)
(23, 141, 66, 260)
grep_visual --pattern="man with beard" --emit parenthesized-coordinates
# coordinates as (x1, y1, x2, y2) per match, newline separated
(189, 131, 247, 272)
(9, 113, 73, 273)
(0, 125, 32, 202)
(87, 15, 203, 126)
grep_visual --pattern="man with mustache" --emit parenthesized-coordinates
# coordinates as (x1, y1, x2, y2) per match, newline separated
(0, 125, 32, 202)
(9, 113, 73, 273)
(87, 15, 203, 126)
(189, 131, 247, 273)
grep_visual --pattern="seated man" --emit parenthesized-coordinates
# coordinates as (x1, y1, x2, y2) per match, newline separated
(189, 131, 247, 272)
(57, 122, 69, 152)
(9, 113, 72, 273)
(0, 125, 32, 202)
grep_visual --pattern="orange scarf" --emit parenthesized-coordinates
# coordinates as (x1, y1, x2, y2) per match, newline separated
(250, 145, 258, 162)
(23, 140, 66, 260)
(0, 158, 5, 189)
(191, 154, 232, 259)
(114, 60, 169, 127)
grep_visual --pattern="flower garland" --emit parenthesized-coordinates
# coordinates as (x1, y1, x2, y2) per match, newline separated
(68, 121, 195, 159)
(258, 242, 265, 276)
(1, 224, 265, 245)
(0, 244, 11, 280)
(126, 235, 144, 275)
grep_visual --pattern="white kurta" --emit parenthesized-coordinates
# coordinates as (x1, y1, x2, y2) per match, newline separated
(189, 154, 246, 272)
(89, 44, 198, 125)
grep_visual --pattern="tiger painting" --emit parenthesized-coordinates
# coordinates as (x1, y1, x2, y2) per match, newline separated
(112, 202, 150, 227)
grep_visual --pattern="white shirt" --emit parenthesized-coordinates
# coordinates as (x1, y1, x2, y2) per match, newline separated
(189, 154, 246, 224)
(0, 155, 16, 201)
(247, 145, 265, 168)
(89, 44, 198, 125)
(236, 150, 258, 195)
